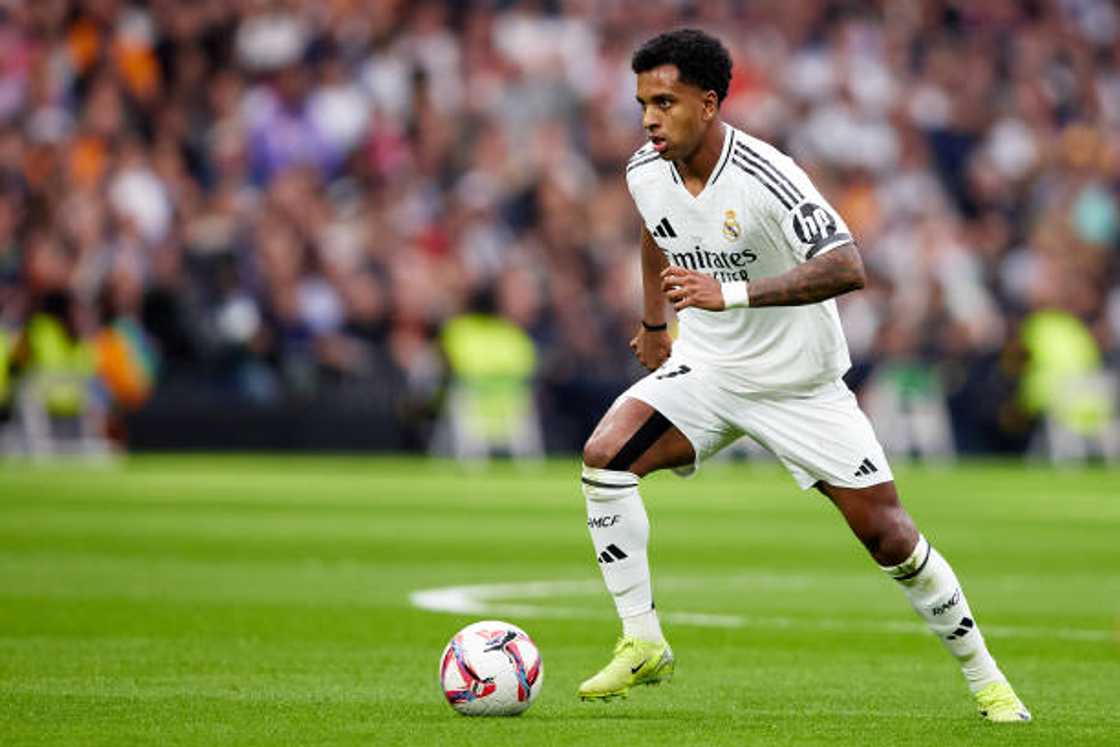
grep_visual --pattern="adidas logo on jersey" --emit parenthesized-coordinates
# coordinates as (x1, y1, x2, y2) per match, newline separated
(651, 217, 677, 238)
(854, 458, 878, 477)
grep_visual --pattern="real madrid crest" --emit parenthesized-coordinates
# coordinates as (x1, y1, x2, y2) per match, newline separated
(722, 209, 742, 241)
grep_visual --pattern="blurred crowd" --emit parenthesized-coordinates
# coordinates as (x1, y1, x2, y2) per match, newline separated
(1, 0, 1118, 453)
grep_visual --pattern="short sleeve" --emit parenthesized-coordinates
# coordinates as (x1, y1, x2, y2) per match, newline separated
(778, 196, 853, 263)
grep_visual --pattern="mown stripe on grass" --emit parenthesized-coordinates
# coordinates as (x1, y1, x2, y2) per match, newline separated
(410, 580, 1117, 642)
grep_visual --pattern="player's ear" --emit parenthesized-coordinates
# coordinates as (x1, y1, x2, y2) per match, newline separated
(702, 90, 718, 121)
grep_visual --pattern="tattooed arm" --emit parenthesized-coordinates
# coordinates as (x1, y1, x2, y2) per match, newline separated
(742, 242, 865, 307)
(661, 242, 866, 311)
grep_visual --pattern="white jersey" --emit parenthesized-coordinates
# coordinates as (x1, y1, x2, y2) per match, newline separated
(626, 123, 854, 392)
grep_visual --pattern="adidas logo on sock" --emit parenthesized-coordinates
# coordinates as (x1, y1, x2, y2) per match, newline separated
(597, 544, 628, 564)
(651, 217, 677, 239)
(945, 616, 974, 641)
(854, 457, 879, 477)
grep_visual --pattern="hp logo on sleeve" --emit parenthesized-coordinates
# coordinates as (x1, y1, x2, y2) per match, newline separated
(792, 202, 837, 245)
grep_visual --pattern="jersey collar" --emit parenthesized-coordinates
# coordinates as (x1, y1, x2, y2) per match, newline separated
(670, 123, 735, 200)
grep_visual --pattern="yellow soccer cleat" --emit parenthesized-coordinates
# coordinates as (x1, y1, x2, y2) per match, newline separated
(975, 680, 1032, 723)
(578, 637, 674, 701)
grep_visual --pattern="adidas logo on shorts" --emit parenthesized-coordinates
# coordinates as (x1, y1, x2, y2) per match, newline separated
(854, 458, 878, 477)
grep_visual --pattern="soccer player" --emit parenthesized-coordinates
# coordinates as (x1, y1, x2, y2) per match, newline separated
(577, 29, 1031, 723)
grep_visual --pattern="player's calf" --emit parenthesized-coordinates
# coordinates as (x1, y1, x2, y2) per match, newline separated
(580, 399, 695, 699)
(821, 480, 1029, 718)
(817, 480, 918, 566)
(882, 533, 1030, 720)
(582, 464, 664, 642)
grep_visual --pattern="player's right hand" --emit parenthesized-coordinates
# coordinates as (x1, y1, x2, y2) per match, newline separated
(630, 327, 672, 371)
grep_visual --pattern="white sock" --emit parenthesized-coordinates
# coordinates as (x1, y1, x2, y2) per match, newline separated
(582, 465, 664, 642)
(622, 609, 664, 642)
(881, 534, 1004, 693)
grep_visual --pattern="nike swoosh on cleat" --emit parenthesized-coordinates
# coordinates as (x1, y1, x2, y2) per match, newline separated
(630, 659, 648, 674)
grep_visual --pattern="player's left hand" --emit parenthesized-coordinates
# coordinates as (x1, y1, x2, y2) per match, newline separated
(661, 266, 724, 311)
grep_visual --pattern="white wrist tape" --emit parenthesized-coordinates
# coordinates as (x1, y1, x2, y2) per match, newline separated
(720, 281, 750, 309)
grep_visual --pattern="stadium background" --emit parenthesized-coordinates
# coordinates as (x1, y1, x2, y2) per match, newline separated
(1, 0, 1118, 458)
(2, 4, 1119, 745)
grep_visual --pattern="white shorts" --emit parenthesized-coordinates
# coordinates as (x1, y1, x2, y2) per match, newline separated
(619, 353, 893, 490)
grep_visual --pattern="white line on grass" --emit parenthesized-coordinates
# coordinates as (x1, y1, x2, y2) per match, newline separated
(409, 579, 1115, 643)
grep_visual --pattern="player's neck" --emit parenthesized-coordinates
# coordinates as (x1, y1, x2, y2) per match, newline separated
(674, 121, 726, 197)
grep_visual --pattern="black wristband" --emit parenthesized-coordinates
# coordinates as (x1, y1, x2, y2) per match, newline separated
(641, 320, 668, 332)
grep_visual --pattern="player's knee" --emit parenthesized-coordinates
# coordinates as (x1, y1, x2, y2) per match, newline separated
(862, 509, 918, 566)
(582, 435, 620, 470)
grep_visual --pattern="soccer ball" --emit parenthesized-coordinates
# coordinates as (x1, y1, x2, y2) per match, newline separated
(439, 620, 544, 716)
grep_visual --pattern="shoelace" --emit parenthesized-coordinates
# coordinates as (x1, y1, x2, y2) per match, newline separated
(612, 638, 637, 655)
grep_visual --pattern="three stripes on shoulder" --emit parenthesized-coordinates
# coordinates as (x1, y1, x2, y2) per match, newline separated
(729, 139, 803, 211)
(627, 146, 659, 174)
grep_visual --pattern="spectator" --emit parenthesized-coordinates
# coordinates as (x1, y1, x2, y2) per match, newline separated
(0, 1, 1115, 455)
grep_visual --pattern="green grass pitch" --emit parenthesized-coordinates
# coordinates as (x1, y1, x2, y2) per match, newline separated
(1, 455, 1117, 745)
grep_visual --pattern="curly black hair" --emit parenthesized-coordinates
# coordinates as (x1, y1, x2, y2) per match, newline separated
(631, 29, 732, 104)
